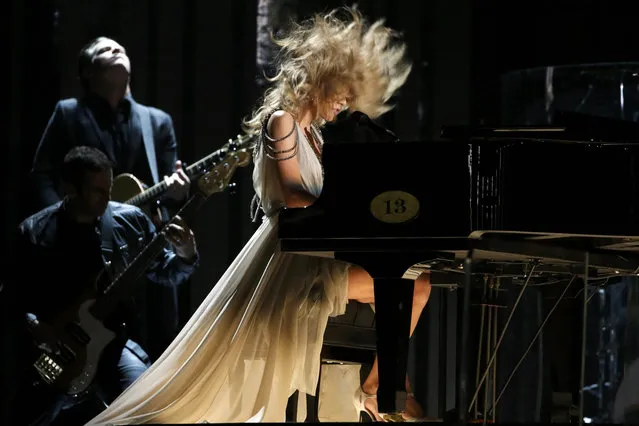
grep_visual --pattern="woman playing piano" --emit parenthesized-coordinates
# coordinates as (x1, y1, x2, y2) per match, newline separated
(86, 6, 431, 424)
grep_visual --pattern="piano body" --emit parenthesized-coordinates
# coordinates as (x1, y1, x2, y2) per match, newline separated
(278, 111, 639, 422)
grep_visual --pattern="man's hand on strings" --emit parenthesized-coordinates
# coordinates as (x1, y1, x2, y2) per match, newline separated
(164, 160, 190, 202)
(163, 215, 197, 262)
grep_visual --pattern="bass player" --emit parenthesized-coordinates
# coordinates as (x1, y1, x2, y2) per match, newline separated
(7, 146, 199, 426)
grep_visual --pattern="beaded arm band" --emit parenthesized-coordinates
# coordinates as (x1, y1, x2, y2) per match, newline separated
(261, 118, 298, 161)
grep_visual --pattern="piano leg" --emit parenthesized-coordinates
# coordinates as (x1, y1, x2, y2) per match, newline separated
(373, 276, 414, 414)
(335, 252, 435, 415)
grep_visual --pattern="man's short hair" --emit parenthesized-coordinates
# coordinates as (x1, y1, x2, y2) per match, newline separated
(61, 146, 113, 190)
(77, 36, 111, 91)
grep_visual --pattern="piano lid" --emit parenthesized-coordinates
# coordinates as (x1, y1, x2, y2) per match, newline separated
(441, 111, 639, 145)
(279, 140, 472, 241)
(279, 111, 472, 247)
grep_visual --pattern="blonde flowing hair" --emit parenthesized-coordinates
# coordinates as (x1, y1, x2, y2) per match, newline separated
(242, 5, 412, 135)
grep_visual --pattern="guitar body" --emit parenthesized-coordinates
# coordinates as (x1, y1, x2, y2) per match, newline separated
(112, 173, 162, 220)
(30, 299, 116, 396)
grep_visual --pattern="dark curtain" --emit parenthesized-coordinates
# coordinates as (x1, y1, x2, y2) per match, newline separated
(3, 1, 60, 422)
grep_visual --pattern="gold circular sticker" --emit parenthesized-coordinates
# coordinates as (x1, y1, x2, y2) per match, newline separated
(370, 191, 420, 224)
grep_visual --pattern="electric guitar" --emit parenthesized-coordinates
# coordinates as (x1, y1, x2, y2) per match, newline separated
(111, 134, 255, 217)
(26, 140, 253, 397)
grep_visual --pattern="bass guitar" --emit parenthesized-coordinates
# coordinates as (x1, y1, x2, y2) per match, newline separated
(26, 139, 252, 397)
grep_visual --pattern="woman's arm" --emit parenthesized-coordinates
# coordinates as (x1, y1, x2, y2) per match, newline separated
(266, 111, 317, 208)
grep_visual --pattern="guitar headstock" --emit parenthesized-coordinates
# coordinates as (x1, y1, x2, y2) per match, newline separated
(196, 134, 255, 197)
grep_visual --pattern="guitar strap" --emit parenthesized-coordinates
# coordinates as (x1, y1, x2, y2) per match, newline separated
(99, 203, 116, 281)
(137, 106, 160, 185)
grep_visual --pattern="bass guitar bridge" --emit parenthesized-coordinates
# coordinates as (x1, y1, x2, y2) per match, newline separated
(33, 353, 63, 384)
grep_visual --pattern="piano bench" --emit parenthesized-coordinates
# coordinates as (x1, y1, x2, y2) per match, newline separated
(285, 301, 378, 422)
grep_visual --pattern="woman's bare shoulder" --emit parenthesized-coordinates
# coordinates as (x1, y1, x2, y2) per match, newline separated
(266, 110, 296, 140)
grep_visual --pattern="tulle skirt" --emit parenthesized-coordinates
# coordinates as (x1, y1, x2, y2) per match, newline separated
(86, 215, 350, 424)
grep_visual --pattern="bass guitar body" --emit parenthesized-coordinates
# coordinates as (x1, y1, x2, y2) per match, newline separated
(28, 298, 116, 397)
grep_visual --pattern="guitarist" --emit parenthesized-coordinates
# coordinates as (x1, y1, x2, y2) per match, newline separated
(29, 35, 191, 369)
(7, 146, 199, 426)
(29, 36, 190, 215)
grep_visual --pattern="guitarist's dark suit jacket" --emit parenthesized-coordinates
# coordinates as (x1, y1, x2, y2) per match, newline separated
(30, 94, 177, 211)
(30, 94, 185, 361)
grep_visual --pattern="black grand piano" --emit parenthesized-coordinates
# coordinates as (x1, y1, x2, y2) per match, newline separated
(278, 111, 639, 423)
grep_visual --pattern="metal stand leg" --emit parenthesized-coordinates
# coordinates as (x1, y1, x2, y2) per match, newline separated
(489, 276, 575, 416)
(468, 263, 539, 414)
(483, 284, 493, 425)
(439, 288, 449, 419)
(471, 278, 499, 424)
(457, 251, 474, 425)
(579, 253, 590, 426)
(491, 285, 498, 423)
(582, 279, 625, 422)
(473, 278, 488, 421)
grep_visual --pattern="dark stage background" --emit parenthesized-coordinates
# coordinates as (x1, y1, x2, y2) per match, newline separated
(4, 0, 639, 423)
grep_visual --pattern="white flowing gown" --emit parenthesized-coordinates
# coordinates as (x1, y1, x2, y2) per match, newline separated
(85, 123, 351, 424)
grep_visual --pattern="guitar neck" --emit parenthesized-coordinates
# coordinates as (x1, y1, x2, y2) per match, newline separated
(91, 234, 167, 321)
(125, 147, 232, 207)
(90, 194, 202, 320)
(126, 181, 168, 207)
